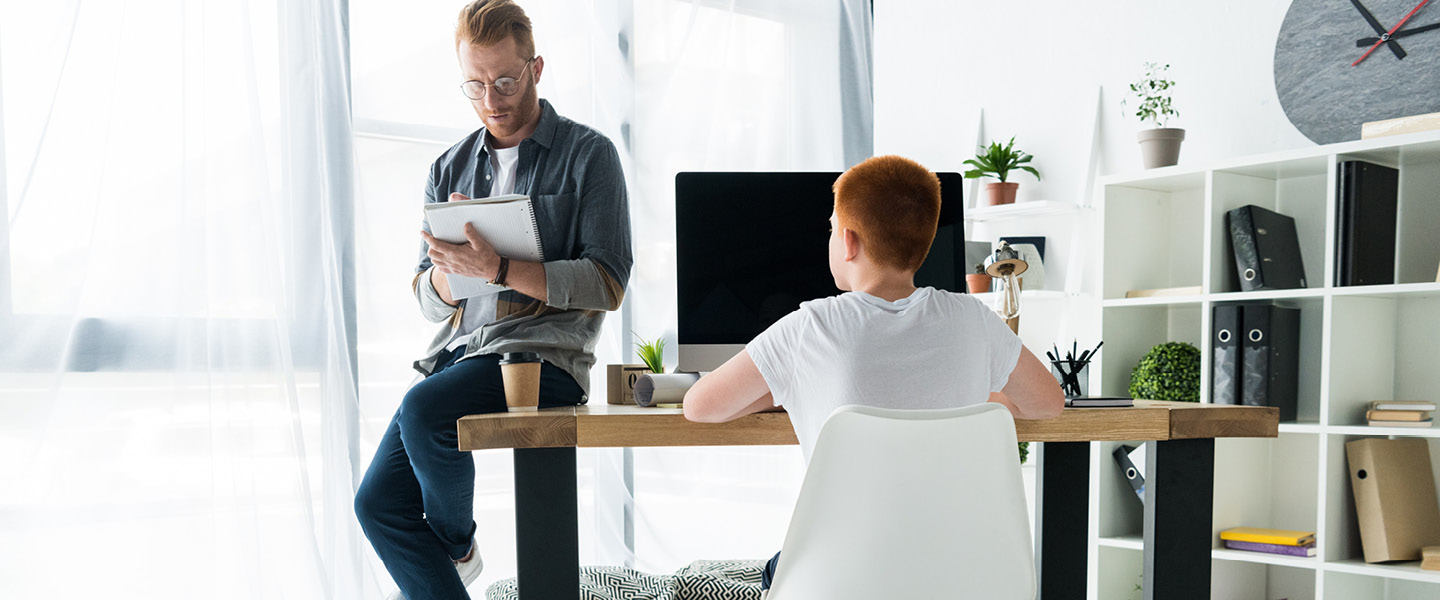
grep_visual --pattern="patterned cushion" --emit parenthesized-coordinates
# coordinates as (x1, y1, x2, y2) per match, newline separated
(485, 560, 764, 600)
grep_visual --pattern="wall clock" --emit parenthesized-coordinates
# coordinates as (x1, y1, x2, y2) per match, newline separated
(1274, 0, 1440, 144)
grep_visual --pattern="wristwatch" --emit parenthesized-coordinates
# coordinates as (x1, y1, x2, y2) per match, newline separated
(490, 256, 510, 287)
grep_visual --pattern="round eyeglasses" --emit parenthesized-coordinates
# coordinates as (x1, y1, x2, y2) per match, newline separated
(460, 58, 535, 100)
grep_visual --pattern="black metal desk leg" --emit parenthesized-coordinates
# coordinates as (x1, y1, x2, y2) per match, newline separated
(514, 447, 579, 600)
(1036, 441, 1089, 600)
(1142, 438, 1214, 600)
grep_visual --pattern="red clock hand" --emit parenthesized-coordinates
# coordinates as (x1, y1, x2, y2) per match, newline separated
(1354, 0, 1432, 65)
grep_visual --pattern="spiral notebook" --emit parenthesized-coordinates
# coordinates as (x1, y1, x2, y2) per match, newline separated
(423, 194, 545, 300)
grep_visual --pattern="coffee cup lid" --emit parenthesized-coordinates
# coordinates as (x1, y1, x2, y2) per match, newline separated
(499, 351, 541, 365)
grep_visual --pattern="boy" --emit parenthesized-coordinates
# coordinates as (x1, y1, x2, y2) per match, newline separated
(683, 155, 1064, 593)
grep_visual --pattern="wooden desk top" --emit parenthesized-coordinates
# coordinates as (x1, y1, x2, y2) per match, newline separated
(457, 400, 1278, 451)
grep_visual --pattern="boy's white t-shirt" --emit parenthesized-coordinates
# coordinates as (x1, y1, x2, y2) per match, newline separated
(746, 287, 1023, 462)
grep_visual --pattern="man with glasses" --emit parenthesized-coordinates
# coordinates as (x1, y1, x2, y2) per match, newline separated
(354, 1, 632, 598)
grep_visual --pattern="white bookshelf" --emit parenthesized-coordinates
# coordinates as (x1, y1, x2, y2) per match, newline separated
(1092, 130, 1440, 600)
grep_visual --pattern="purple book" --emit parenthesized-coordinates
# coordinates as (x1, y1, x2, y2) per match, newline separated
(1223, 539, 1316, 557)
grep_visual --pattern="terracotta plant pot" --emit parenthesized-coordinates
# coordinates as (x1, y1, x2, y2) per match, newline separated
(966, 274, 991, 293)
(1137, 127, 1186, 169)
(985, 182, 1018, 206)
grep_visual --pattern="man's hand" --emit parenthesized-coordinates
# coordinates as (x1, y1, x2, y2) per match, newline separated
(421, 193, 502, 280)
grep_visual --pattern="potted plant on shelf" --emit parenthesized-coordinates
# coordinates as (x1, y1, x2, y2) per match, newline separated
(1126, 62, 1184, 169)
(966, 261, 991, 293)
(963, 137, 1040, 206)
(1128, 341, 1201, 402)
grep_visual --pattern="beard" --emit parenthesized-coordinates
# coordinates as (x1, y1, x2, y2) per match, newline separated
(481, 79, 541, 142)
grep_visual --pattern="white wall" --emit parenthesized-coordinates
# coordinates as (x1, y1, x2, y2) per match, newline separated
(876, 0, 1313, 182)
(875, 0, 1316, 348)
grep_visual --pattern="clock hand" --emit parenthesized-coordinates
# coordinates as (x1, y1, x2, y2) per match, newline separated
(1354, 0, 1431, 66)
(1358, 21, 1440, 46)
(1351, 0, 1408, 59)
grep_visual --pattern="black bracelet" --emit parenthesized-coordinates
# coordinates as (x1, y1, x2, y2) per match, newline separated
(491, 256, 510, 287)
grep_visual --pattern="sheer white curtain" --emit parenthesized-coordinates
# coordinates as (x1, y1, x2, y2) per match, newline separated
(625, 0, 865, 573)
(0, 1, 362, 598)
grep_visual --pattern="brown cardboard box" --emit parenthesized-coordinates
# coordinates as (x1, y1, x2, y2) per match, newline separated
(1346, 438, 1440, 562)
(606, 364, 652, 405)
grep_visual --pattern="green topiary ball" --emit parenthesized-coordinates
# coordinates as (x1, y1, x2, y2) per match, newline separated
(1128, 341, 1201, 402)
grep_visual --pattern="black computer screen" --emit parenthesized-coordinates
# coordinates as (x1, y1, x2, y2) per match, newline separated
(675, 171, 965, 346)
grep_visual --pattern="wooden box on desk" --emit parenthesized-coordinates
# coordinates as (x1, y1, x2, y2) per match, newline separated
(606, 364, 651, 405)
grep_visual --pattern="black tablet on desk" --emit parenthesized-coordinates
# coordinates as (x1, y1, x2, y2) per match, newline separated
(1065, 397, 1134, 408)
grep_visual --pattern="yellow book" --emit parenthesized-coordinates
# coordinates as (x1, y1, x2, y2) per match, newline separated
(1219, 527, 1316, 546)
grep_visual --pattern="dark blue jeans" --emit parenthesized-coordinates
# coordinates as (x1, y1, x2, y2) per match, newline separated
(355, 349, 585, 600)
(761, 551, 781, 590)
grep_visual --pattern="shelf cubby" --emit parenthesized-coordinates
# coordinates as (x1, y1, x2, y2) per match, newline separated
(1096, 545, 1144, 600)
(1209, 159, 1330, 295)
(1324, 569, 1440, 599)
(1323, 435, 1440, 564)
(1212, 560, 1317, 600)
(1101, 178, 1205, 301)
(1326, 293, 1440, 427)
(1096, 440, 1145, 541)
(1098, 304, 1202, 399)
(1333, 143, 1440, 288)
(1212, 433, 1321, 543)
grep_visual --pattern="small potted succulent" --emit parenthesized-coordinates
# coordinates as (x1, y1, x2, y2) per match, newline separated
(963, 137, 1040, 206)
(1125, 62, 1184, 169)
(634, 332, 665, 374)
(966, 261, 991, 293)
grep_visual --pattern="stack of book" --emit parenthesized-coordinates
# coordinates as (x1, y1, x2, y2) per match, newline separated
(1220, 527, 1316, 557)
(1424, 546, 1440, 571)
(1367, 401, 1436, 428)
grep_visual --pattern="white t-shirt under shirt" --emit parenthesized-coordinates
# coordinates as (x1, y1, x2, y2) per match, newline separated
(446, 144, 523, 351)
(746, 287, 1023, 462)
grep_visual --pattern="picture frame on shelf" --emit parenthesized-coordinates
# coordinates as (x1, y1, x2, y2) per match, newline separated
(1007, 243, 1045, 290)
(999, 235, 1047, 261)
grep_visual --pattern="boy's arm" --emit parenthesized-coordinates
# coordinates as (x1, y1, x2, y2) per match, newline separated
(989, 345, 1065, 420)
(683, 350, 780, 423)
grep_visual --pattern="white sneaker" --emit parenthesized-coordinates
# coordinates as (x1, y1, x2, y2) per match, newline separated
(386, 538, 483, 600)
(454, 536, 484, 588)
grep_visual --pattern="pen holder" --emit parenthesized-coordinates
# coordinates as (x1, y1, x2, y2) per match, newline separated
(1050, 362, 1089, 399)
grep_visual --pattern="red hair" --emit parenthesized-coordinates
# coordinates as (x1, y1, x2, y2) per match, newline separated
(833, 156, 942, 271)
(455, 0, 535, 58)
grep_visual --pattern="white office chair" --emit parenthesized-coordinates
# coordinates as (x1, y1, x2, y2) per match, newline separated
(766, 403, 1036, 600)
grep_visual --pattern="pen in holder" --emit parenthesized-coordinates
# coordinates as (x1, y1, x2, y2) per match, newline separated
(1047, 340, 1102, 400)
(1051, 361, 1089, 398)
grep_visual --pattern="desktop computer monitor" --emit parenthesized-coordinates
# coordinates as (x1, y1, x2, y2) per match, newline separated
(675, 171, 966, 372)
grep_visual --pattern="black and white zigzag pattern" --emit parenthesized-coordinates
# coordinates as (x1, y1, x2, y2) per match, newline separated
(485, 560, 764, 600)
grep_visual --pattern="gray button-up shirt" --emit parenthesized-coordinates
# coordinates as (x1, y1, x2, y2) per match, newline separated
(412, 99, 632, 396)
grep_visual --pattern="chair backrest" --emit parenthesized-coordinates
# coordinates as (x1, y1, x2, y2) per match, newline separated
(767, 402, 1035, 600)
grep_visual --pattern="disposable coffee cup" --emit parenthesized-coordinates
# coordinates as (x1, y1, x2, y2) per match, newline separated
(499, 352, 542, 412)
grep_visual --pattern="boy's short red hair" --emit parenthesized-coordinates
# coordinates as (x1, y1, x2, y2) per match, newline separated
(456, 0, 535, 59)
(833, 155, 942, 272)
